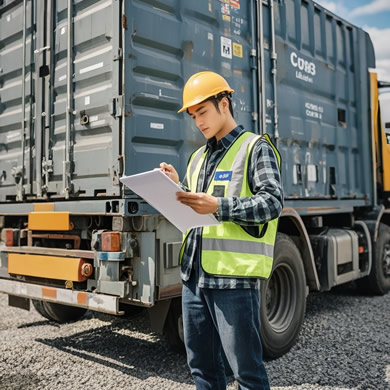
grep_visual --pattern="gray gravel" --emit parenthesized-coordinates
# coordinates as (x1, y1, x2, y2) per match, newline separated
(0, 285, 389, 390)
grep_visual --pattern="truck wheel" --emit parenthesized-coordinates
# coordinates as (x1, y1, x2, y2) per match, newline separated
(32, 299, 52, 321)
(260, 233, 307, 359)
(163, 297, 185, 353)
(32, 300, 86, 323)
(359, 223, 390, 295)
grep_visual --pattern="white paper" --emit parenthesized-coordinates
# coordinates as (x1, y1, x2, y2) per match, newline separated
(120, 169, 220, 233)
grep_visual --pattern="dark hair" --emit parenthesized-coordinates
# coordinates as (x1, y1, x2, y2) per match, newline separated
(187, 92, 234, 118)
(207, 93, 234, 118)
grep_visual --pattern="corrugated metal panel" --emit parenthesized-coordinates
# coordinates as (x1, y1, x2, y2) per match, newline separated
(0, 0, 35, 201)
(49, 0, 121, 198)
(0, 0, 377, 212)
(269, 0, 375, 205)
(122, 0, 255, 181)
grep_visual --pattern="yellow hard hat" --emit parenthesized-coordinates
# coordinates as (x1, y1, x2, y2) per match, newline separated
(178, 71, 234, 113)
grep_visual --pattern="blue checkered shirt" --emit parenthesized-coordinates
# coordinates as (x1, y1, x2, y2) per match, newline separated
(180, 125, 283, 289)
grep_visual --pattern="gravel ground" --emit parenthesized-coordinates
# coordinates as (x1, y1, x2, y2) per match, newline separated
(0, 285, 389, 390)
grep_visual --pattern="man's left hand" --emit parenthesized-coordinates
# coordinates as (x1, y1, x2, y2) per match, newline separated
(176, 192, 218, 215)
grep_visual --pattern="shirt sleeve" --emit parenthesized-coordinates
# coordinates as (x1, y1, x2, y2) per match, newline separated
(217, 139, 284, 226)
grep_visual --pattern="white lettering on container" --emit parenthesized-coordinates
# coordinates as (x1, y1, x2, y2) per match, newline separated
(290, 52, 316, 83)
(305, 102, 324, 120)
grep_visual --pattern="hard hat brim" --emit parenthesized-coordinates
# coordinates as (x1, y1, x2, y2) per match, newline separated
(177, 89, 234, 113)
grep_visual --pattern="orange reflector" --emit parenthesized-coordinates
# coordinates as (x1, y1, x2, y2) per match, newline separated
(8, 253, 92, 282)
(359, 246, 364, 254)
(101, 232, 121, 252)
(42, 287, 57, 299)
(77, 292, 88, 305)
(28, 212, 71, 231)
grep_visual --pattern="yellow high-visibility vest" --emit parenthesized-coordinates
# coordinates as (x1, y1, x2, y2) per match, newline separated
(180, 131, 281, 279)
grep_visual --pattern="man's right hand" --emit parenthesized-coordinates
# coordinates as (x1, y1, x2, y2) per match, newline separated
(160, 162, 179, 184)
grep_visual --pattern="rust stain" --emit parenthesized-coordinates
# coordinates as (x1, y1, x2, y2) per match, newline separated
(183, 41, 194, 60)
(158, 283, 182, 299)
(122, 14, 128, 30)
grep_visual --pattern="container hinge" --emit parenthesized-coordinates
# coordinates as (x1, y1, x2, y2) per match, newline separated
(12, 166, 25, 200)
(42, 158, 53, 174)
(114, 48, 123, 61)
(111, 96, 124, 117)
(113, 155, 124, 185)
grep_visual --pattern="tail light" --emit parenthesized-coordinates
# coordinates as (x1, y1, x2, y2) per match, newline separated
(101, 232, 121, 252)
(1, 229, 19, 246)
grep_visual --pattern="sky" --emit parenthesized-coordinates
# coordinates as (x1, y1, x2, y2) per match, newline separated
(314, 0, 390, 81)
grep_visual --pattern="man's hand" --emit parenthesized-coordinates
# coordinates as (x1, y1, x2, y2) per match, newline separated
(176, 192, 218, 215)
(160, 162, 179, 184)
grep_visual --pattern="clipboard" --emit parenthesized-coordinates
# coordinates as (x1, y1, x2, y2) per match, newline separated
(120, 169, 220, 233)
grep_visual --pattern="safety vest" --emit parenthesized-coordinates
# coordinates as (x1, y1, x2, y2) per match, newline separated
(180, 131, 281, 279)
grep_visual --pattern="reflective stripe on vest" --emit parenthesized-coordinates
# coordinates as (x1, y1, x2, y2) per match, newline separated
(202, 237, 274, 257)
(182, 131, 281, 279)
(187, 145, 206, 191)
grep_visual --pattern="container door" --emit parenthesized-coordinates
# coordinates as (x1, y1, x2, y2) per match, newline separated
(121, 0, 257, 294)
(46, 0, 123, 198)
(122, 0, 258, 181)
(0, 1, 35, 202)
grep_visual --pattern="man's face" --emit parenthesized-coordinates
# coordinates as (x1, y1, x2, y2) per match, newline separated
(188, 100, 226, 140)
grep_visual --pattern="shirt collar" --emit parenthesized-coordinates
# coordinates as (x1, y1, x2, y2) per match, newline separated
(206, 125, 244, 152)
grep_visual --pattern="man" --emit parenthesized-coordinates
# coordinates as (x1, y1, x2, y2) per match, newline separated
(160, 71, 283, 390)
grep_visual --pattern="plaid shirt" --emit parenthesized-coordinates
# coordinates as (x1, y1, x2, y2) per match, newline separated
(180, 125, 283, 289)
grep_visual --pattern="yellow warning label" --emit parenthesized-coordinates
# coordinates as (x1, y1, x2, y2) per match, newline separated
(222, 15, 231, 22)
(233, 42, 243, 58)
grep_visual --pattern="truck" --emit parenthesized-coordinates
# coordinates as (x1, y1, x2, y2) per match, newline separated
(0, 0, 389, 359)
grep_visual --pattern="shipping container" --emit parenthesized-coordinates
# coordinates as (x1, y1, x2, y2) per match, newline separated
(0, 0, 389, 359)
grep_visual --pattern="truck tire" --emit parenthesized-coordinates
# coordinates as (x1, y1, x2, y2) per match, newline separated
(260, 233, 307, 359)
(32, 300, 87, 323)
(32, 299, 52, 321)
(358, 223, 390, 295)
(163, 297, 185, 353)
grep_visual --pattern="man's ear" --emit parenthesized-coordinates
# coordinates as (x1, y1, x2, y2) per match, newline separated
(221, 97, 229, 113)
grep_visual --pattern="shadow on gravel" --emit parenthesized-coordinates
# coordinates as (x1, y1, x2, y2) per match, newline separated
(18, 320, 61, 329)
(35, 312, 193, 385)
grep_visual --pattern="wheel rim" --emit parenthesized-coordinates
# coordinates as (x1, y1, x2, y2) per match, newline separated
(265, 261, 297, 333)
(382, 242, 390, 278)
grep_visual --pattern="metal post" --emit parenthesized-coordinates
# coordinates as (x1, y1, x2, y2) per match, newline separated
(250, 0, 259, 134)
(34, 0, 44, 198)
(270, 0, 279, 142)
(64, 0, 74, 199)
(17, 0, 28, 201)
(256, 0, 266, 135)
(44, 0, 55, 193)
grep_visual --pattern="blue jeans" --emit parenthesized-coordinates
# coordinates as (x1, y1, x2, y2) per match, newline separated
(182, 271, 270, 390)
